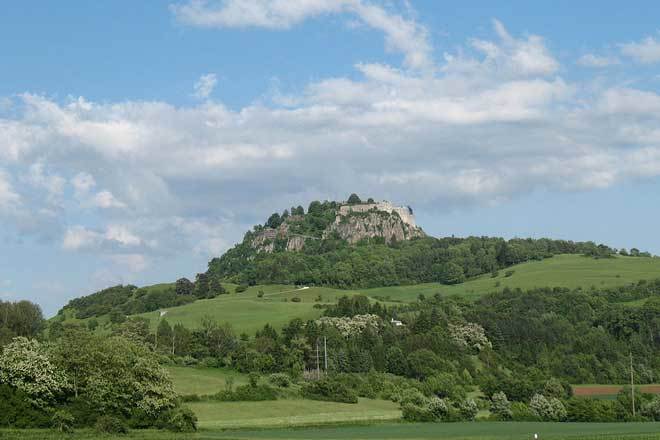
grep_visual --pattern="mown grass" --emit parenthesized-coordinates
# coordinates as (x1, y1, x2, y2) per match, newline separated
(188, 398, 401, 429)
(167, 367, 249, 396)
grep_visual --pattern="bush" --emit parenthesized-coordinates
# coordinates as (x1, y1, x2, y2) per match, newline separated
(504, 270, 515, 277)
(235, 285, 248, 293)
(95, 415, 129, 434)
(402, 403, 434, 422)
(181, 394, 202, 402)
(301, 377, 358, 404)
(511, 401, 538, 421)
(0, 385, 50, 428)
(214, 384, 278, 401)
(291, 296, 302, 302)
(163, 406, 197, 432)
(51, 410, 75, 433)
(268, 373, 291, 387)
(490, 391, 512, 420)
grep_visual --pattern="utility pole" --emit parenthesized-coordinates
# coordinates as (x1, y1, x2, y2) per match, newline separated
(316, 340, 320, 380)
(630, 351, 636, 417)
(324, 336, 328, 374)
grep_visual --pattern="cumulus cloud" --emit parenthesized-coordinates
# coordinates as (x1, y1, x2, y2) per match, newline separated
(171, 0, 432, 70)
(193, 73, 218, 99)
(62, 225, 143, 251)
(3, 18, 660, 271)
(577, 53, 621, 67)
(620, 35, 660, 64)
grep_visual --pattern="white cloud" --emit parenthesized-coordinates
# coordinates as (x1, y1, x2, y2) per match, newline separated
(577, 53, 621, 67)
(62, 226, 102, 250)
(93, 190, 126, 209)
(171, 0, 432, 70)
(468, 20, 558, 77)
(62, 225, 142, 250)
(620, 35, 660, 64)
(193, 73, 218, 99)
(25, 162, 66, 203)
(4, 19, 660, 269)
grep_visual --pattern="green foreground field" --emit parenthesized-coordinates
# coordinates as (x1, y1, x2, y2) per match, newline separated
(4, 422, 659, 440)
(128, 255, 660, 333)
(189, 398, 401, 429)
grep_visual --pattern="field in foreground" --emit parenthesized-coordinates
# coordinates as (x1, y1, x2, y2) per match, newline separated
(3, 422, 659, 440)
(214, 422, 660, 440)
(189, 398, 401, 429)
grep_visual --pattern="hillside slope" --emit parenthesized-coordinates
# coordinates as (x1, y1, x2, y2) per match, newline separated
(124, 254, 660, 333)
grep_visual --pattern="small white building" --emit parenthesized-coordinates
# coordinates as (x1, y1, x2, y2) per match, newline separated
(390, 318, 404, 326)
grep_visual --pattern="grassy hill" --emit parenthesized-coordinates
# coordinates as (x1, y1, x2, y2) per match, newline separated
(365, 254, 660, 301)
(126, 255, 660, 333)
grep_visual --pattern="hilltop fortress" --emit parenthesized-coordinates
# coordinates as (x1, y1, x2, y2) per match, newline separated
(337, 200, 417, 228)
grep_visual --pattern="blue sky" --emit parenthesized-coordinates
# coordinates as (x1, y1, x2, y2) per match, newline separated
(2, 0, 660, 315)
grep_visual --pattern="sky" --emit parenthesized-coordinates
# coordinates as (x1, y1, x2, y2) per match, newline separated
(3, 1, 660, 315)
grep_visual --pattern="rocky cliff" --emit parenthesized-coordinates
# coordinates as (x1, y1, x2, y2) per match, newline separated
(250, 201, 424, 252)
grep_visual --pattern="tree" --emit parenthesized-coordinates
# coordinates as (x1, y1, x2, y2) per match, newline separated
(156, 319, 173, 352)
(175, 278, 194, 296)
(491, 392, 512, 420)
(347, 193, 362, 205)
(194, 273, 210, 298)
(439, 262, 465, 285)
(0, 337, 68, 407)
(266, 213, 282, 229)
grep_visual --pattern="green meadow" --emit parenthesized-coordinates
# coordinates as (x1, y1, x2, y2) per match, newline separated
(5, 422, 659, 440)
(127, 255, 660, 333)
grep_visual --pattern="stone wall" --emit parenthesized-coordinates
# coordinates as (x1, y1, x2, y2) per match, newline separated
(338, 201, 416, 227)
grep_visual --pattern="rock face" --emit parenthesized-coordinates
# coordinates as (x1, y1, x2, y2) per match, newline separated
(325, 211, 424, 245)
(250, 200, 424, 252)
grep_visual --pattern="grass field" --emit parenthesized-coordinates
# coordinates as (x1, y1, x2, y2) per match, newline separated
(5, 422, 659, 440)
(125, 255, 660, 333)
(364, 255, 660, 301)
(167, 367, 249, 396)
(214, 422, 660, 440)
(189, 398, 401, 429)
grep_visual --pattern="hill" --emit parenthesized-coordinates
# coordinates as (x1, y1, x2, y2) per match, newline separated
(121, 254, 659, 334)
(55, 253, 660, 334)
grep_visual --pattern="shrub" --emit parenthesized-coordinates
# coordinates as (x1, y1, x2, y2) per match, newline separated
(301, 377, 358, 404)
(401, 403, 434, 422)
(642, 396, 660, 421)
(511, 401, 538, 421)
(214, 384, 278, 401)
(181, 394, 202, 402)
(268, 373, 291, 387)
(257, 290, 264, 298)
(163, 406, 197, 432)
(235, 285, 248, 293)
(95, 415, 129, 434)
(51, 410, 75, 433)
(458, 398, 478, 421)
(529, 393, 566, 421)
(291, 296, 302, 302)
(0, 385, 50, 428)
(504, 270, 515, 277)
(490, 391, 512, 420)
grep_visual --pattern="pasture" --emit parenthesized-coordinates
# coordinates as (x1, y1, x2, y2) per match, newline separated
(128, 255, 660, 333)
